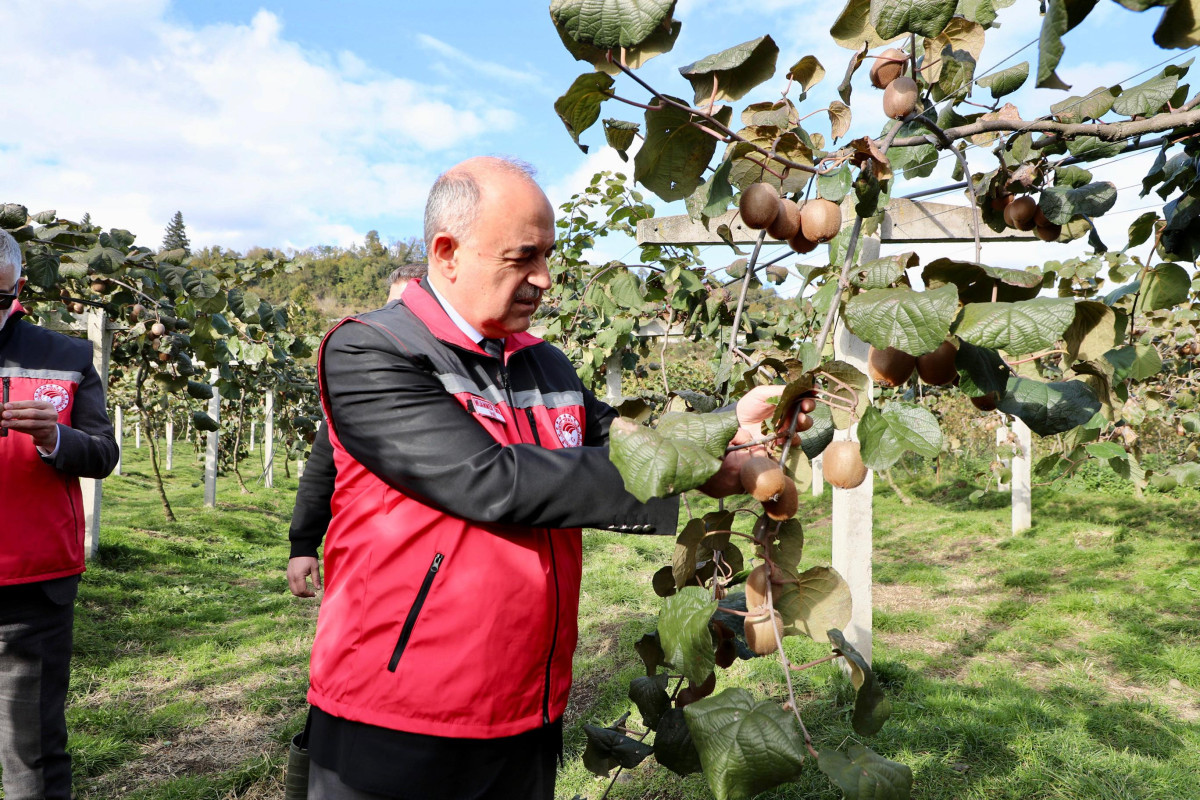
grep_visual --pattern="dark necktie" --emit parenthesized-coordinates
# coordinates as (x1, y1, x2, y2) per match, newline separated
(481, 338, 505, 360)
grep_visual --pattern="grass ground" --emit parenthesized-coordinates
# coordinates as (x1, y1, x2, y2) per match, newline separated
(23, 442, 1200, 799)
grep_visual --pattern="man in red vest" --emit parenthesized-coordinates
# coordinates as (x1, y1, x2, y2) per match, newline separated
(0, 227, 120, 799)
(304, 157, 766, 799)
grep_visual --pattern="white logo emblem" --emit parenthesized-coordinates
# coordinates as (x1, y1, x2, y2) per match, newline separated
(555, 412, 583, 448)
(34, 383, 70, 413)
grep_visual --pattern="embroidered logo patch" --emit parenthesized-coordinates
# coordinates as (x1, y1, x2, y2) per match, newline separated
(33, 383, 70, 413)
(471, 396, 505, 423)
(555, 412, 583, 448)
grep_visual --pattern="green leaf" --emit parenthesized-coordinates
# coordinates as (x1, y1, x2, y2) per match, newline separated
(819, 744, 914, 800)
(582, 723, 654, 776)
(603, 119, 639, 159)
(922, 258, 1044, 303)
(820, 361, 872, 430)
(818, 164, 854, 203)
(228, 287, 262, 324)
(1154, 0, 1200, 49)
(191, 410, 219, 432)
(609, 418, 722, 502)
(955, 340, 1011, 396)
(653, 565, 678, 597)
(23, 246, 59, 287)
(680, 36, 779, 105)
(957, 0, 999, 27)
(1050, 86, 1119, 124)
(0, 203, 27, 228)
(1126, 211, 1159, 250)
(828, 101, 852, 141)
(1062, 301, 1125, 363)
(659, 587, 718, 685)
(554, 13, 681, 74)
(549, 0, 676, 49)
(673, 517, 706, 589)
(858, 402, 943, 470)
(608, 270, 645, 310)
(871, 0, 957, 39)
(636, 101, 730, 202)
(1141, 262, 1191, 310)
(1066, 136, 1126, 161)
(1038, 181, 1117, 226)
(844, 284, 959, 356)
(685, 688, 806, 800)
(977, 61, 1029, 99)
(635, 632, 666, 675)
(1055, 165, 1094, 188)
(687, 158, 735, 220)
(186, 380, 214, 400)
(775, 566, 852, 642)
(955, 298, 1077, 355)
(1037, 0, 1098, 90)
(998, 377, 1101, 436)
(554, 72, 615, 151)
(656, 410, 740, 460)
(1112, 72, 1179, 117)
(629, 673, 671, 730)
(1086, 441, 1126, 459)
(831, 0, 896, 49)
(828, 629, 893, 736)
(850, 252, 918, 290)
(787, 55, 825, 91)
(799, 402, 836, 459)
(653, 708, 703, 776)
(725, 128, 813, 194)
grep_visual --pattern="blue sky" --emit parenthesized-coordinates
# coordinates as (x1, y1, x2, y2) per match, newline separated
(0, 0, 1185, 271)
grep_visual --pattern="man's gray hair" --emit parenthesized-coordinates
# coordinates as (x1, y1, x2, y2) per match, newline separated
(423, 157, 537, 251)
(0, 229, 21, 282)
(388, 261, 428, 286)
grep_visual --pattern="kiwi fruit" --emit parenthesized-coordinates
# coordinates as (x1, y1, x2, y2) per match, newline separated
(90, 279, 108, 294)
(767, 198, 802, 241)
(990, 193, 1014, 213)
(915, 340, 958, 386)
(744, 611, 784, 655)
(870, 48, 907, 89)
(794, 412, 814, 432)
(762, 477, 799, 520)
(740, 456, 787, 501)
(868, 345, 916, 387)
(788, 228, 818, 254)
(800, 198, 842, 243)
(68, 301, 84, 314)
(823, 441, 868, 489)
(799, 396, 817, 414)
(745, 563, 771, 609)
(883, 76, 919, 120)
(970, 391, 999, 412)
(150, 322, 167, 337)
(740, 183, 780, 230)
(1035, 222, 1062, 242)
(131, 303, 145, 320)
(1003, 196, 1038, 231)
(676, 671, 717, 707)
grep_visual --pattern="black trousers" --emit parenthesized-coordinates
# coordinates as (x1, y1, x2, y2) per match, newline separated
(307, 707, 561, 800)
(0, 580, 76, 800)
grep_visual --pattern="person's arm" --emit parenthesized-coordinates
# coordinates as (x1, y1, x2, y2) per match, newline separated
(322, 322, 678, 534)
(42, 363, 119, 479)
(287, 423, 335, 597)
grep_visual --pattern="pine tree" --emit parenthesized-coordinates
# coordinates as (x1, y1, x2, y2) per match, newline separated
(162, 211, 191, 254)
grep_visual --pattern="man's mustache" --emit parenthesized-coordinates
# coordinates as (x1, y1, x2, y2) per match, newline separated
(515, 285, 543, 303)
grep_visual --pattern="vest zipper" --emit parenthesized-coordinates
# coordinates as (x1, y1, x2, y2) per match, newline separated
(1, 377, 9, 438)
(387, 552, 444, 672)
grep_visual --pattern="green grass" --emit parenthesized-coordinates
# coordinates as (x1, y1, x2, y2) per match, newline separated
(22, 443, 1200, 799)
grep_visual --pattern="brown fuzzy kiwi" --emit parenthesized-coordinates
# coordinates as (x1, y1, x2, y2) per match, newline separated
(1003, 196, 1038, 231)
(867, 345, 916, 387)
(915, 340, 958, 386)
(762, 477, 798, 520)
(740, 456, 787, 502)
(150, 322, 167, 337)
(823, 441, 868, 489)
(1033, 207, 1051, 228)
(788, 228, 818, 254)
(800, 198, 842, 243)
(739, 183, 780, 230)
(767, 198, 802, 241)
(870, 48, 908, 89)
(1035, 222, 1062, 242)
(990, 193, 1014, 213)
(795, 412, 814, 432)
(744, 611, 784, 655)
(970, 392, 999, 411)
(745, 564, 770, 609)
(883, 76, 919, 120)
(799, 396, 817, 414)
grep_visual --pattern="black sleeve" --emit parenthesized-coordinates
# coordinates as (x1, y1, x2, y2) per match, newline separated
(44, 362, 119, 480)
(288, 422, 336, 559)
(582, 387, 617, 449)
(322, 322, 678, 535)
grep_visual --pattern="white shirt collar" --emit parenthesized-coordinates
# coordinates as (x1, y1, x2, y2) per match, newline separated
(426, 278, 491, 345)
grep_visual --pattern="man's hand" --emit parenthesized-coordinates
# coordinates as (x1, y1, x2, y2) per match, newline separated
(2, 400, 61, 451)
(288, 556, 323, 598)
(700, 386, 787, 498)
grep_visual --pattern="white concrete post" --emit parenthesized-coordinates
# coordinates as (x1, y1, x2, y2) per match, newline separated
(264, 391, 275, 489)
(812, 455, 824, 496)
(113, 405, 123, 477)
(250, 419, 256, 452)
(829, 235, 879, 667)
(604, 352, 622, 404)
(1012, 418, 1032, 533)
(135, 422, 141, 449)
(165, 419, 174, 471)
(204, 368, 220, 508)
(296, 458, 304, 478)
(80, 309, 112, 560)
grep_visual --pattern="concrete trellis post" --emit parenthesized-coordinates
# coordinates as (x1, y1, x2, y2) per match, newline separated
(1011, 419, 1032, 533)
(811, 455, 824, 496)
(165, 419, 174, 471)
(264, 392, 276, 489)
(250, 419, 256, 453)
(113, 405, 123, 477)
(204, 368, 220, 508)
(135, 422, 141, 450)
(80, 309, 114, 559)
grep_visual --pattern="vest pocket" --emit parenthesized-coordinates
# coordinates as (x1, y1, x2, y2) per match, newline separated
(386, 552, 444, 672)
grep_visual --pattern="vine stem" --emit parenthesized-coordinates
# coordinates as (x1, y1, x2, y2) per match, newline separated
(597, 677, 685, 800)
(1007, 348, 1069, 365)
(917, 121, 981, 263)
(765, 575, 819, 760)
(788, 653, 842, 672)
(723, 229, 768, 403)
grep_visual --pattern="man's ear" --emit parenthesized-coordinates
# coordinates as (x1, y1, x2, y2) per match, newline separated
(428, 233, 459, 281)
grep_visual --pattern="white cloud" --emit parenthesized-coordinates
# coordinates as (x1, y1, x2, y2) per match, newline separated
(415, 34, 546, 89)
(0, 2, 522, 252)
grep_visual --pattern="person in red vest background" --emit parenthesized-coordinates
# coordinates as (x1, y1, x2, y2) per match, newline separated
(0, 227, 119, 799)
